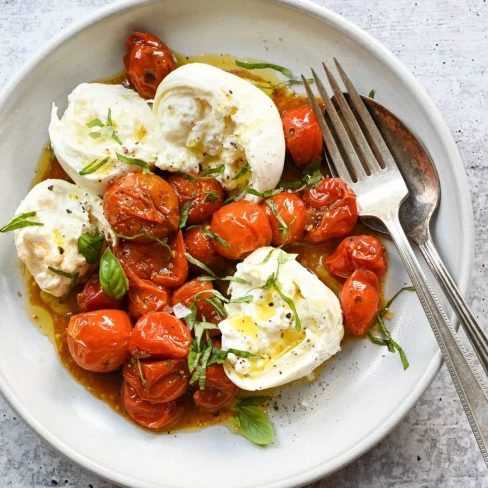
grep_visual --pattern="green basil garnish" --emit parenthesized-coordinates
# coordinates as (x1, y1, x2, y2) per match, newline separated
(79, 157, 109, 176)
(77, 232, 105, 264)
(0, 211, 43, 233)
(368, 89, 375, 99)
(87, 108, 122, 145)
(235, 60, 293, 78)
(48, 267, 79, 295)
(202, 189, 220, 203)
(235, 405, 274, 446)
(201, 227, 230, 248)
(99, 247, 128, 299)
(199, 164, 225, 177)
(116, 153, 153, 175)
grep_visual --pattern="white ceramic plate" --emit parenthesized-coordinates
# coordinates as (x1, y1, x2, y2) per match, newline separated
(0, 1, 473, 487)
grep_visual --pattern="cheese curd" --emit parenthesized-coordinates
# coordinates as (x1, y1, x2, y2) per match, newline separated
(220, 247, 344, 391)
(49, 83, 164, 195)
(152, 63, 285, 201)
(14, 179, 115, 297)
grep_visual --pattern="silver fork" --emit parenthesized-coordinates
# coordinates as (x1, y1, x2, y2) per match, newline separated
(302, 59, 488, 466)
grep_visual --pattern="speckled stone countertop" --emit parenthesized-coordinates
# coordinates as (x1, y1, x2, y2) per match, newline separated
(0, 0, 487, 487)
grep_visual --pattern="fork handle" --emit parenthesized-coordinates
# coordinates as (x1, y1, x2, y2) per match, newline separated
(419, 237, 488, 377)
(383, 209, 488, 467)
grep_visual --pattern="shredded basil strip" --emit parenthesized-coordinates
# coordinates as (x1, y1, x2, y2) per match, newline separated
(77, 232, 105, 264)
(79, 157, 110, 176)
(253, 78, 314, 90)
(116, 153, 153, 175)
(179, 200, 192, 229)
(86, 118, 104, 128)
(233, 163, 250, 180)
(174, 172, 198, 183)
(184, 252, 217, 277)
(224, 182, 249, 204)
(99, 248, 128, 300)
(265, 199, 289, 240)
(199, 164, 225, 177)
(237, 396, 271, 407)
(0, 211, 43, 233)
(202, 227, 230, 248)
(202, 189, 220, 203)
(235, 60, 294, 78)
(48, 267, 79, 295)
(236, 405, 274, 446)
(246, 188, 281, 199)
(368, 89, 375, 99)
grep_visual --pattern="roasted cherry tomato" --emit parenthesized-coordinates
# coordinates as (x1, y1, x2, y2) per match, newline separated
(115, 230, 188, 288)
(325, 235, 387, 278)
(281, 105, 323, 167)
(172, 279, 222, 330)
(193, 364, 237, 412)
(127, 275, 171, 321)
(263, 192, 307, 246)
(183, 226, 220, 271)
(340, 269, 380, 336)
(77, 274, 125, 312)
(123, 358, 189, 403)
(303, 178, 358, 243)
(129, 312, 192, 359)
(122, 382, 184, 429)
(168, 173, 224, 225)
(210, 201, 272, 260)
(103, 173, 180, 242)
(66, 310, 132, 372)
(123, 31, 176, 99)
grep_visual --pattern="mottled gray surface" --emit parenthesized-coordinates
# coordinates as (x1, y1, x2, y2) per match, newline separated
(0, 0, 487, 486)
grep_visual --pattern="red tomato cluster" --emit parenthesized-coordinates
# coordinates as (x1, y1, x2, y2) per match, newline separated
(63, 31, 389, 431)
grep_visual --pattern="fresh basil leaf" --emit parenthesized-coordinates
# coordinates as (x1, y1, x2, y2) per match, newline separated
(198, 345, 213, 389)
(207, 347, 228, 366)
(106, 108, 113, 127)
(368, 89, 375, 99)
(202, 189, 220, 203)
(236, 405, 274, 446)
(238, 396, 271, 407)
(174, 172, 198, 183)
(278, 180, 304, 189)
(265, 199, 289, 239)
(0, 211, 43, 233)
(116, 153, 153, 175)
(86, 118, 104, 128)
(179, 200, 192, 229)
(184, 302, 198, 331)
(47, 267, 79, 294)
(390, 337, 409, 370)
(235, 60, 293, 79)
(381, 286, 415, 317)
(203, 297, 227, 318)
(194, 288, 229, 303)
(114, 231, 172, 256)
(112, 133, 122, 145)
(79, 157, 110, 176)
(246, 188, 281, 198)
(77, 232, 104, 264)
(199, 164, 225, 177)
(228, 348, 263, 359)
(202, 227, 230, 248)
(224, 182, 249, 204)
(184, 252, 217, 277)
(302, 160, 322, 179)
(230, 295, 253, 304)
(233, 163, 250, 180)
(88, 132, 102, 139)
(261, 249, 274, 264)
(273, 284, 301, 332)
(188, 339, 201, 372)
(220, 276, 250, 285)
(99, 247, 128, 299)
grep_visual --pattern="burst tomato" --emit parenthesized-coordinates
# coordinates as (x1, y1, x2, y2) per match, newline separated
(281, 105, 323, 167)
(325, 235, 387, 278)
(303, 177, 358, 243)
(263, 192, 307, 246)
(123, 358, 189, 403)
(183, 227, 220, 271)
(115, 230, 188, 288)
(122, 382, 184, 429)
(127, 275, 171, 321)
(340, 269, 380, 336)
(172, 279, 222, 329)
(103, 173, 180, 242)
(193, 364, 237, 411)
(210, 201, 272, 260)
(129, 312, 192, 359)
(77, 274, 125, 312)
(66, 310, 132, 372)
(168, 173, 224, 225)
(123, 31, 176, 99)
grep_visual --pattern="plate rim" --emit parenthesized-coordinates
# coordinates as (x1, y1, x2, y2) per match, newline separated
(0, 0, 474, 486)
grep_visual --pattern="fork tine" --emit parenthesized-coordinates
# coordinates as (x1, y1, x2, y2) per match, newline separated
(300, 75, 349, 182)
(322, 62, 381, 175)
(333, 58, 397, 169)
(311, 68, 365, 182)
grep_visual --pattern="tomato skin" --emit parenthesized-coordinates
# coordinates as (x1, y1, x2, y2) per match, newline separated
(66, 310, 133, 372)
(168, 173, 224, 225)
(123, 32, 176, 99)
(77, 274, 125, 312)
(303, 178, 358, 243)
(340, 269, 380, 336)
(193, 364, 237, 411)
(263, 193, 307, 246)
(122, 381, 184, 429)
(183, 227, 220, 271)
(127, 275, 171, 321)
(115, 230, 188, 288)
(123, 358, 189, 403)
(325, 235, 387, 278)
(172, 279, 222, 332)
(282, 105, 323, 167)
(129, 312, 192, 359)
(103, 173, 180, 242)
(210, 201, 272, 260)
